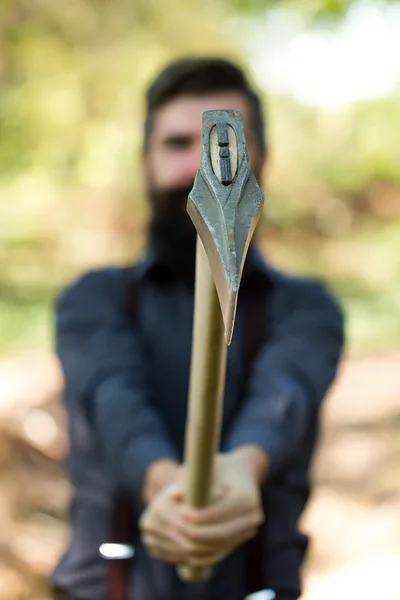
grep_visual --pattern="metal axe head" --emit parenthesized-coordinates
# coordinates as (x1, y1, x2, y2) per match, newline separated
(187, 109, 265, 345)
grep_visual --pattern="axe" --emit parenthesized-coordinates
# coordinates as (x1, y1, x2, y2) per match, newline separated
(178, 109, 264, 583)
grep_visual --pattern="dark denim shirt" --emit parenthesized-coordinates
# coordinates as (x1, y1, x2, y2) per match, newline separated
(52, 247, 344, 600)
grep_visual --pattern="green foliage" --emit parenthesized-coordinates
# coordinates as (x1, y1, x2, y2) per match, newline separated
(0, 0, 399, 356)
(0, 283, 55, 355)
(0, 0, 234, 181)
(225, 0, 352, 20)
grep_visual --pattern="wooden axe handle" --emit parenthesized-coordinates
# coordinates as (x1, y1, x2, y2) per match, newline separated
(177, 237, 228, 582)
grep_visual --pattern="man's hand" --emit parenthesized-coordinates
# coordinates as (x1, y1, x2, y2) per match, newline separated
(142, 458, 181, 505)
(174, 447, 267, 567)
(139, 446, 268, 567)
(139, 468, 227, 565)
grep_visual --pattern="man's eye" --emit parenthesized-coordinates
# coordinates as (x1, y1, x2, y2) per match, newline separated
(165, 137, 191, 150)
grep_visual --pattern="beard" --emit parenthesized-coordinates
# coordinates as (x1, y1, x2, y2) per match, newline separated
(147, 183, 197, 285)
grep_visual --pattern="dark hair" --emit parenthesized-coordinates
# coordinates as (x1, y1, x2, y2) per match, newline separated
(144, 57, 267, 154)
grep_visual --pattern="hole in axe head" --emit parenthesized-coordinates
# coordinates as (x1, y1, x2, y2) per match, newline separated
(210, 124, 237, 185)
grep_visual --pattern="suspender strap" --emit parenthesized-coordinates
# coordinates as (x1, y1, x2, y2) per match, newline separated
(105, 268, 139, 600)
(241, 277, 270, 595)
(104, 494, 136, 600)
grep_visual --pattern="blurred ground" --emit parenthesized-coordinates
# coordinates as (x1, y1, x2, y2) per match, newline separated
(0, 351, 399, 600)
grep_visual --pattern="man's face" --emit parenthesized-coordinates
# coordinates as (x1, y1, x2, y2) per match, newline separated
(143, 92, 265, 191)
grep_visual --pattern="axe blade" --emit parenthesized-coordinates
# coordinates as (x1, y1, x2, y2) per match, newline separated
(187, 109, 264, 344)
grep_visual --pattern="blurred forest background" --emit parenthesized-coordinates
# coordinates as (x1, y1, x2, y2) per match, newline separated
(1, 0, 399, 357)
(0, 0, 399, 599)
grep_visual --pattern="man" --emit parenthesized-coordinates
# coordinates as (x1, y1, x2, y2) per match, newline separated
(52, 57, 344, 600)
